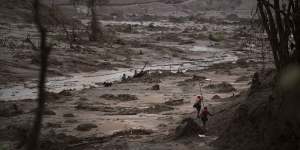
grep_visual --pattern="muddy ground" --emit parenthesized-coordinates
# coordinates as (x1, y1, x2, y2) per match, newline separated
(0, 0, 273, 149)
(0, 61, 259, 150)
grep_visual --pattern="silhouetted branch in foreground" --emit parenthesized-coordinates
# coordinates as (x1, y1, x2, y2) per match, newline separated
(257, 0, 300, 70)
(26, 0, 51, 150)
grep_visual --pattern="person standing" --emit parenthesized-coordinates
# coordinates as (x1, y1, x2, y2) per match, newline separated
(193, 95, 203, 118)
(201, 107, 213, 129)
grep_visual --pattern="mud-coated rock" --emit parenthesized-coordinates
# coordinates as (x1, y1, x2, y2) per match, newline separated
(76, 123, 97, 131)
(175, 118, 204, 138)
(101, 94, 138, 101)
(65, 119, 78, 123)
(44, 109, 56, 115)
(205, 82, 236, 93)
(151, 84, 160, 90)
(63, 113, 75, 117)
(75, 102, 99, 111)
(143, 104, 174, 114)
(212, 95, 221, 100)
(165, 99, 184, 106)
(0, 103, 23, 117)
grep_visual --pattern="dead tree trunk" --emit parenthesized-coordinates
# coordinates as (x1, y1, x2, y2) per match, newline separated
(257, 0, 300, 71)
(26, 0, 51, 149)
(88, 0, 103, 41)
(294, 11, 300, 62)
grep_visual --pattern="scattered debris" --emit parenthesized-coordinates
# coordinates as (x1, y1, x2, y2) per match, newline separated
(112, 128, 153, 137)
(151, 84, 160, 90)
(103, 82, 113, 87)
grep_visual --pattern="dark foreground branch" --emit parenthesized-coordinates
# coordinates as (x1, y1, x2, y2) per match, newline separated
(26, 0, 51, 150)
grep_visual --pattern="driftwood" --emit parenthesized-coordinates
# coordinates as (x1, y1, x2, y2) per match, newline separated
(133, 62, 148, 78)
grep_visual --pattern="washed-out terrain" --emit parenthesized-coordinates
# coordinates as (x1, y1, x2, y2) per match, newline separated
(0, 0, 272, 149)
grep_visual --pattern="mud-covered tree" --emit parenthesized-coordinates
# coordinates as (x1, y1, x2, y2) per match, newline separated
(257, 0, 300, 70)
(49, 4, 83, 48)
(26, 0, 51, 149)
(87, 0, 109, 42)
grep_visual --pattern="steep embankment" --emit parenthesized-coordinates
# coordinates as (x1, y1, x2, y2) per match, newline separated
(215, 68, 300, 150)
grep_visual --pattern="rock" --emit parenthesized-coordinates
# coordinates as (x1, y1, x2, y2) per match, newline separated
(151, 84, 160, 90)
(45, 91, 60, 101)
(58, 90, 73, 96)
(63, 113, 75, 117)
(100, 94, 115, 100)
(44, 109, 56, 115)
(75, 102, 99, 111)
(112, 129, 153, 137)
(76, 123, 97, 131)
(226, 13, 239, 20)
(236, 58, 249, 68)
(175, 118, 204, 138)
(235, 75, 250, 82)
(143, 104, 174, 114)
(179, 40, 195, 45)
(0, 103, 23, 117)
(100, 94, 138, 101)
(46, 122, 62, 128)
(212, 95, 221, 100)
(180, 75, 206, 83)
(157, 124, 167, 128)
(117, 94, 138, 101)
(165, 99, 184, 106)
(205, 82, 236, 93)
(65, 119, 78, 123)
(192, 75, 206, 81)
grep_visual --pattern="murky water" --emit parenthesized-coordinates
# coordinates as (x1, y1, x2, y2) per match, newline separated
(0, 46, 237, 101)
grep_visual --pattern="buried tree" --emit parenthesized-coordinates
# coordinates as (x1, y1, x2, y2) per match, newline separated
(87, 0, 109, 42)
(257, 0, 300, 70)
